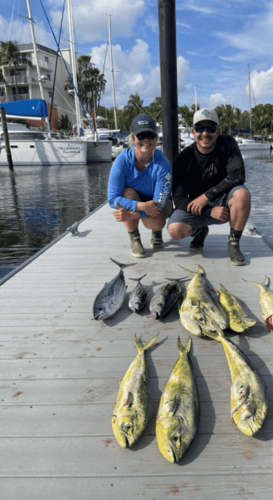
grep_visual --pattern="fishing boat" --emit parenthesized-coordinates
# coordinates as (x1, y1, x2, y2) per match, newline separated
(0, 99, 87, 165)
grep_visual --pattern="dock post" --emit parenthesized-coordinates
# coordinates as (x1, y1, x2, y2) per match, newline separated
(157, 0, 179, 166)
(1, 107, 14, 171)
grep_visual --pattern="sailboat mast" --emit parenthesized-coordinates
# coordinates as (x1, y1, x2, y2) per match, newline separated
(25, 0, 51, 134)
(67, 0, 81, 136)
(248, 63, 252, 136)
(108, 15, 118, 129)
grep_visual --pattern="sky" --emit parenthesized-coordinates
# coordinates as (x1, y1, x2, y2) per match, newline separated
(1, 0, 273, 112)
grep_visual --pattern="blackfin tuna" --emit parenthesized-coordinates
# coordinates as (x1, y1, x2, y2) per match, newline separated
(128, 274, 148, 313)
(93, 258, 127, 320)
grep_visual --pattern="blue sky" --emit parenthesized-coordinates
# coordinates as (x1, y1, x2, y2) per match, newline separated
(1, 0, 273, 111)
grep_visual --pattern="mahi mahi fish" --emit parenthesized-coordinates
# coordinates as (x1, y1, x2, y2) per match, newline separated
(243, 276, 273, 330)
(178, 265, 228, 337)
(112, 333, 159, 448)
(156, 337, 199, 463)
(128, 274, 148, 313)
(205, 327, 268, 436)
(149, 279, 183, 319)
(93, 258, 127, 320)
(214, 284, 256, 333)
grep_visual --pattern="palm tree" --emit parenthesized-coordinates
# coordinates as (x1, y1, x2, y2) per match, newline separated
(0, 41, 32, 100)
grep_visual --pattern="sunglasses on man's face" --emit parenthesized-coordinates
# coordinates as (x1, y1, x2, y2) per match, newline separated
(136, 132, 157, 141)
(194, 124, 218, 133)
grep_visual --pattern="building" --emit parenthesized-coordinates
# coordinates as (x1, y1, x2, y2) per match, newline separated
(0, 42, 76, 131)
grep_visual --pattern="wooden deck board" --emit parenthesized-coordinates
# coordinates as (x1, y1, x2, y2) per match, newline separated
(0, 203, 273, 499)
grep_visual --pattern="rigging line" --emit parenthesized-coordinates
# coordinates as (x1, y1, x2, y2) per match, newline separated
(49, 0, 66, 126)
(39, 0, 94, 132)
(8, 0, 17, 41)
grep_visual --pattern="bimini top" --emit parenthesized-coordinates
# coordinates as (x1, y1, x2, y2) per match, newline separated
(0, 99, 48, 119)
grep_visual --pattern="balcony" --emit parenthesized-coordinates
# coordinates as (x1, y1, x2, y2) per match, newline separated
(5, 76, 28, 84)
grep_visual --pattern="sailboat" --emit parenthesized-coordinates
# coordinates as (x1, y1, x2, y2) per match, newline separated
(66, 0, 111, 163)
(0, 0, 88, 166)
(236, 64, 271, 160)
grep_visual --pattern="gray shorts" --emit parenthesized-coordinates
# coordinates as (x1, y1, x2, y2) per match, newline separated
(167, 185, 250, 230)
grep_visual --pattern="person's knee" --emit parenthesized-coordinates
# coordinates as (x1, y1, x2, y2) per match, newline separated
(168, 222, 191, 239)
(123, 187, 140, 200)
(229, 188, 250, 210)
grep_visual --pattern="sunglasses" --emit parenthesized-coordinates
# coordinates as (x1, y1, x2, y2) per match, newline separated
(194, 124, 218, 133)
(136, 132, 157, 140)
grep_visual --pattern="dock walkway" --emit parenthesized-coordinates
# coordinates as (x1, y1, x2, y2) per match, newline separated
(0, 202, 272, 499)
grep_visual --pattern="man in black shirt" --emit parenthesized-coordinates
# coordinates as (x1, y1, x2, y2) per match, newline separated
(167, 108, 250, 265)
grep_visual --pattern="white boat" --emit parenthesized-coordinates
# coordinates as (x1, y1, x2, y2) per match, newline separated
(0, 101, 87, 166)
(235, 137, 272, 159)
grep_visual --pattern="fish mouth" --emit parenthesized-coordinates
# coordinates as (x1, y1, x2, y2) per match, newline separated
(167, 442, 177, 463)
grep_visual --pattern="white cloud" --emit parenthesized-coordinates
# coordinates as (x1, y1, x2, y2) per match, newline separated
(249, 66, 273, 100)
(208, 93, 228, 108)
(91, 41, 192, 107)
(49, 0, 145, 44)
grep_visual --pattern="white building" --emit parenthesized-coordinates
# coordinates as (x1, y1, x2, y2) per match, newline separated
(0, 43, 77, 131)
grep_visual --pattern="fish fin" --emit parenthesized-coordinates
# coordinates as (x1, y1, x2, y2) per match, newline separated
(123, 391, 134, 407)
(134, 333, 159, 354)
(197, 264, 205, 275)
(110, 257, 126, 270)
(203, 327, 225, 341)
(170, 395, 180, 416)
(263, 276, 270, 288)
(177, 336, 192, 355)
(178, 265, 196, 276)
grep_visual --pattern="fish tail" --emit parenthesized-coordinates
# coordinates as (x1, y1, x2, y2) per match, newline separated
(110, 257, 126, 269)
(177, 336, 192, 355)
(134, 333, 159, 354)
(178, 264, 205, 276)
(129, 274, 147, 283)
(242, 277, 266, 289)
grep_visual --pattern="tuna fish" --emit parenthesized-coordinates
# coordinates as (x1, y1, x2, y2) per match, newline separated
(178, 265, 228, 337)
(112, 333, 159, 448)
(149, 279, 183, 319)
(156, 337, 199, 463)
(205, 327, 268, 436)
(93, 258, 127, 320)
(128, 274, 148, 313)
(214, 284, 256, 333)
(243, 276, 273, 330)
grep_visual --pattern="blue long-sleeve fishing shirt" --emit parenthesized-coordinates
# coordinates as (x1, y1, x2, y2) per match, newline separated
(107, 147, 172, 217)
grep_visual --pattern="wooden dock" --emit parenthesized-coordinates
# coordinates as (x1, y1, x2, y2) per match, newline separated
(0, 202, 272, 499)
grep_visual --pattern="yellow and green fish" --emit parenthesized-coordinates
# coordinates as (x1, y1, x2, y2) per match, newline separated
(179, 265, 228, 337)
(204, 327, 268, 436)
(243, 276, 273, 330)
(156, 337, 199, 463)
(112, 333, 158, 448)
(214, 284, 256, 333)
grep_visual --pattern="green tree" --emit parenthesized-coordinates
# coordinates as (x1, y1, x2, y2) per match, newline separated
(0, 41, 32, 100)
(65, 55, 106, 118)
(58, 114, 72, 134)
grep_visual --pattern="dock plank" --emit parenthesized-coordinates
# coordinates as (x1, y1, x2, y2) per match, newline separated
(0, 203, 273, 499)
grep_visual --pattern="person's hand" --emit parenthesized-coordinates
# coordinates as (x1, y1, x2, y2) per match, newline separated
(113, 203, 139, 221)
(187, 194, 208, 215)
(141, 200, 162, 217)
(210, 206, 229, 221)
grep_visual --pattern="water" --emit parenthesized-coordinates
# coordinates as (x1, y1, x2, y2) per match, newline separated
(0, 162, 112, 279)
(0, 157, 272, 280)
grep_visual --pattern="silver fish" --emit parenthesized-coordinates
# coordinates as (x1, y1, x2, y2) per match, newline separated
(128, 274, 148, 313)
(149, 279, 183, 320)
(93, 258, 127, 320)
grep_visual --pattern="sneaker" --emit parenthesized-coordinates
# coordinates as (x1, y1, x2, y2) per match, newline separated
(129, 229, 146, 258)
(151, 230, 163, 249)
(190, 226, 209, 251)
(228, 235, 246, 266)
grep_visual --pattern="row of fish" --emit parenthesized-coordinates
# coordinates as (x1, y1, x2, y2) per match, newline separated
(112, 334, 199, 463)
(112, 330, 268, 464)
(93, 258, 185, 320)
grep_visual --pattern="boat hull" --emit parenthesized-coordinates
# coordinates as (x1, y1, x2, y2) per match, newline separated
(0, 139, 87, 165)
(85, 140, 112, 163)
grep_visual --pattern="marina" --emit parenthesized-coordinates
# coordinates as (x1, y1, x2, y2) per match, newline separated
(0, 200, 272, 499)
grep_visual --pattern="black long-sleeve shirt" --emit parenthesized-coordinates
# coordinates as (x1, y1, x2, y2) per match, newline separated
(172, 135, 245, 213)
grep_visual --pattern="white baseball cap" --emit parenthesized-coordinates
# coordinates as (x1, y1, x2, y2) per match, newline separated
(193, 108, 219, 127)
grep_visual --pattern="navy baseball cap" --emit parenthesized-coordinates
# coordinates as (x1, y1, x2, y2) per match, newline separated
(130, 113, 157, 135)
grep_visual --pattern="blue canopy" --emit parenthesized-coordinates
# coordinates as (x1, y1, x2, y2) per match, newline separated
(0, 99, 48, 118)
